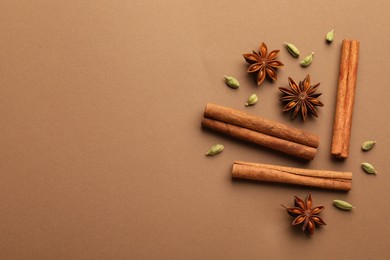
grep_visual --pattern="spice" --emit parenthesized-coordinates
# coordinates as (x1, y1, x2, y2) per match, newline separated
(361, 141, 376, 151)
(202, 103, 320, 160)
(279, 75, 324, 122)
(331, 39, 360, 159)
(206, 144, 224, 156)
(325, 29, 335, 43)
(333, 200, 355, 210)
(232, 161, 352, 191)
(245, 94, 258, 106)
(224, 75, 240, 89)
(284, 42, 300, 58)
(204, 103, 320, 148)
(281, 194, 326, 235)
(243, 42, 284, 86)
(300, 52, 314, 67)
(361, 162, 377, 174)
(203, 118, 317, 160)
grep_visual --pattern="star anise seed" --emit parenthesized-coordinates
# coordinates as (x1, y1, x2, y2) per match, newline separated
(281, 194, 326, 235)
(279, 75, 324, 122)
(243, 42, 284, 86)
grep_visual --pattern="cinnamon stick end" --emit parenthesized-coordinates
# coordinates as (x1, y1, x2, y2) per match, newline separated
(331, 148, 349, 159)
(331, 152, 347, 159)
(231, 163, 240, 178)
(203, 103, 211, 117)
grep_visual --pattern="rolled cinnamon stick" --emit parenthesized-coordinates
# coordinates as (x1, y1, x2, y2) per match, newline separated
(331, 39, 360, 158)
(205, 103, 319, 148)
(341, 40, 360, 158)
(331, 40, 351, 156)
(202, 118, 317, 160)
(232, 161, 352, 191)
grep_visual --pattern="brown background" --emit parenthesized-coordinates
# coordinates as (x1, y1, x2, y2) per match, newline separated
(1, 0, 389, 259)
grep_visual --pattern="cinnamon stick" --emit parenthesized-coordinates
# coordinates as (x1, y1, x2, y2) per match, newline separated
(331, 40, 351, 156)
(331, 39, 360, 158)
(205, 103, 319, 148)
(232, 161, 352, 191)
(202, 118, 317, 160)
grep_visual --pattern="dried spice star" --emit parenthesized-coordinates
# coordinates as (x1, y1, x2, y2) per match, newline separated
(282, 194, 326, 235)
(243, 42, 284, 86)
(279, 75, 324, 122)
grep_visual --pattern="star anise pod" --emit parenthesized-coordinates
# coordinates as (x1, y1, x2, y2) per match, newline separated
(243, 42, 284, 86)
(279, 75, 324, 122)
(282, 194, 326, 235)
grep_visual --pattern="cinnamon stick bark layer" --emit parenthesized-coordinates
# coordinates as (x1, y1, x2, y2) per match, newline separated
(202, 103, 319, 160)
(205, 103, 319, 148)
(331, 39, 360, 159)
(232, 161, 352, 191)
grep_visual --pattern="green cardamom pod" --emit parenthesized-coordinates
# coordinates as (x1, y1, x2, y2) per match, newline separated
(224, 75, 239, 89)
(245, 94, 258, 106)
(325, 29, 335, 43)
(206, 144, 224, 156)
(284, 42, 300, 58)
(361, 162, 377, 174)
(333, 200, 355, 210)
(300, 52, 314, 67)
(361, 140, 376, 151)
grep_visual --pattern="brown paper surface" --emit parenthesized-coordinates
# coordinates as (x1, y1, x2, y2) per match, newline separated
(1, 1, 389, 259)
